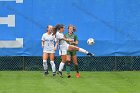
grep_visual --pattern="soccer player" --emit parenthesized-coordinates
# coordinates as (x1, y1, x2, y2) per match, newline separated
(41, 25, 58, 76)
(53, 24, 93, 77)
(65, 25, 80, 78)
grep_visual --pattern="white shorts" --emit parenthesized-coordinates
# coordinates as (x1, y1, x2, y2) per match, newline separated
(59, 44, 69, 50)
(59, 50, 67, 55)
(43, 50, 55, 53)
(59, 44, 69, 55)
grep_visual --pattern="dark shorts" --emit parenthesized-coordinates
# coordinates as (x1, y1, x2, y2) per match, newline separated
(67, 50, 77, 56)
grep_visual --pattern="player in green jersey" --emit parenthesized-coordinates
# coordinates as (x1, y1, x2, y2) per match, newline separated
(65, 25, 80, 78)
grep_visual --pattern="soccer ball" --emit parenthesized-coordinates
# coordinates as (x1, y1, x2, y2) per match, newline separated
(87, 38, 94, 45)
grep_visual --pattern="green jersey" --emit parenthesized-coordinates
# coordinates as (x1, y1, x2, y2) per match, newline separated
(65, 33, 78, 45)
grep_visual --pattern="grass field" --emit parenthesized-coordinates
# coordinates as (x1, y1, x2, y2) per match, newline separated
(0, 71, 140, 93)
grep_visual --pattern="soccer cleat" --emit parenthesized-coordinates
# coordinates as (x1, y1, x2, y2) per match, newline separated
(53, 72, 56, 76)
(67, 74, 71, 78)
(58, 71, 63, 78)
(87, 52, 94, 57)
(44, 71, 49, 76)
(76, 73, 80, 78)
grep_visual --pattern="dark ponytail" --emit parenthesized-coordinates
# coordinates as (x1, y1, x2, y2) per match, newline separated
(73, 26, 76, 32)
(52, 26, 57, 35)
(52, 24, 64, 35)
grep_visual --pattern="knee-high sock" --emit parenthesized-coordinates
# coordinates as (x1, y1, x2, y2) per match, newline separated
(59, 62, 65, 72)
(79, 48, 88, 54)
(66, 62, 70, 74)
(50, 61, 56, 73)
(43, 60, 48, 71)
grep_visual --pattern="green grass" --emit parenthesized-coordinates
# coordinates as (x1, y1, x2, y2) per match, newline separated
(0, 71, 140, 93)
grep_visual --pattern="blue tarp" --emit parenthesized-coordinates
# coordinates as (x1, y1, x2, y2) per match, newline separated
(0, 0, 140, 56)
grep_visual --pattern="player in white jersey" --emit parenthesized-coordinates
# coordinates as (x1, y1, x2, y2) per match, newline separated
(41, 25, 58, 76)
(53, 24, 93, 77)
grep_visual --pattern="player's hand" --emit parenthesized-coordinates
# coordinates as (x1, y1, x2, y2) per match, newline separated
(70, 41, 75, 44)
(69, 39, 74, 42)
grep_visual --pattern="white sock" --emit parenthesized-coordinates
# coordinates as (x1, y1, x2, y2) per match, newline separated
(79, 48, 88, 54)
(59, 62, 65, 72)
(50, 61, 56, 73)
(43, 60, 48, 71)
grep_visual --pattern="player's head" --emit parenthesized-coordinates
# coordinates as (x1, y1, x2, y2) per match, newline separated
(58, 24, 64, 32)
(52, 24, 64, 35)
(68, 25, 76, 34)
(55, 24, 64, 32)
(47, 25, 53, 33)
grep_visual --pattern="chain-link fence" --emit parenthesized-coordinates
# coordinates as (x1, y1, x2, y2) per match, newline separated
(0, 56, 140, 71)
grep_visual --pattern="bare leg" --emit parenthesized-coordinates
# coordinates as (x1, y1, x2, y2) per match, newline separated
(68, 45, 93, 56)
(72, 55, 79, 73)
(72, 55, 80, 78)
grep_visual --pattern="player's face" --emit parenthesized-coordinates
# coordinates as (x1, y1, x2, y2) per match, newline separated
(68, 26, 73, 34)
(48, 25, 53, 32)
(60, 27, 64, 32)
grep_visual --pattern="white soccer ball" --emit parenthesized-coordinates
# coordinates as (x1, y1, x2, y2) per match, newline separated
(87, 38, 95, 45)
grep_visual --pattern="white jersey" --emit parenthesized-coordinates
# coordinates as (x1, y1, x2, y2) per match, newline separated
(42, 33, 55, 53)
(56, 31, 69, 55)
(56, 31, 67, 46)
